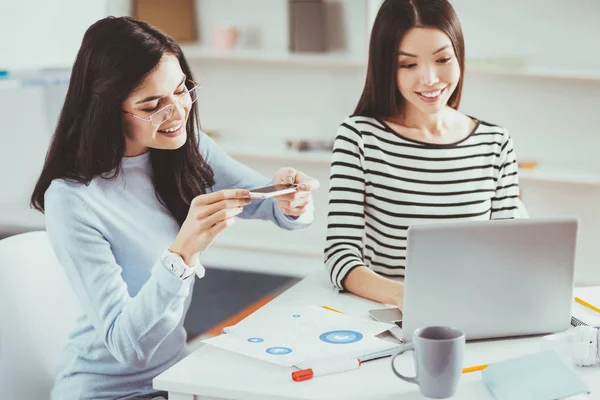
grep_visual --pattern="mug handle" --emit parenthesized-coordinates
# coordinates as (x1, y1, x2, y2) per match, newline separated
(390, 343, 418, 384)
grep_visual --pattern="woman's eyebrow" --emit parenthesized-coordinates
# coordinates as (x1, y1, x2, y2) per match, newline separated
(136, 76, 186, 105)
(397, 45, 451, 58)
(432, 45, 451, 55)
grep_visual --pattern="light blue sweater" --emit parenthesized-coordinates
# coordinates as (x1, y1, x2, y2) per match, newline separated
(45, 133, 313, 400)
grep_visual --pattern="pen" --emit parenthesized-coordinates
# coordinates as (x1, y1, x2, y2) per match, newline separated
(292, 357, 361, 381)
(462, 364, 488, 373)
(359, 346, 489, 374)
(292, 345, 405, 382)
(320, 305, 344, 314)
(575, 297, 600, 314)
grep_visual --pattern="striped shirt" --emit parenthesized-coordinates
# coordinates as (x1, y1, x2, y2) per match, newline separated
(325, 115, 523, 290)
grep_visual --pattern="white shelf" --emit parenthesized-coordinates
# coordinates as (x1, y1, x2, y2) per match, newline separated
(180, 45, 600, 81)
(223, 144, 331, 165)
(201, 241, 322, 277)
(4, 47, 598, 82)
(519, 166, 600, 186)
(222, 143, 600, 186)
(467, 64, 600, 82)
(0, 81, 20, 90)
(181, 46, 365, 68)
(0, 71, 71, 91)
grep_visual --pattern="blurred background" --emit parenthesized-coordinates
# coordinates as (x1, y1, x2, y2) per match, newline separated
(1, 0, 600, 339)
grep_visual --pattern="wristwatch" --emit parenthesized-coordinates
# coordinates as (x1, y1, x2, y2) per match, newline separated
(160, 249, 204, 280)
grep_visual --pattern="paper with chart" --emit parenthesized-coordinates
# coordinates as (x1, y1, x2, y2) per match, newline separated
(202, 305, 397, 367)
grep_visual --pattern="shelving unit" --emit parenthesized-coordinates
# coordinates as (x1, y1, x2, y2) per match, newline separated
(200, 245, 322, 278)
(0, 71, 71, 91)
(220, 142, 331, 165)
(466, 64, 600, 82)
(519, 166, 600, 186)
(181, 46, 365, 69)
(0, 81, 20, 90)
(180, 45, 600, 82)
(220, 143, 600, 186)
(2, 50, 598, 86)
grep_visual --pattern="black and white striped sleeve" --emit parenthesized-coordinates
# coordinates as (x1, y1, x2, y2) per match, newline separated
(324, 120, 367, 290)
(491, 129, 522, 219)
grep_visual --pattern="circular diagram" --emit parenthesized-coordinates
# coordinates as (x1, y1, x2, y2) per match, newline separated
(319, 330, 364, 344)
(266, 347, 292, 355)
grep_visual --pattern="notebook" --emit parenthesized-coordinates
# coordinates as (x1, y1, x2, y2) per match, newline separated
(482, 350, 590, 400)
(571, 287, 600, 328)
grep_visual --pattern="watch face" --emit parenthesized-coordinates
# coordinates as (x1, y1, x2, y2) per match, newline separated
(163, 253, 180, 265)
(163, 252, 184, 274)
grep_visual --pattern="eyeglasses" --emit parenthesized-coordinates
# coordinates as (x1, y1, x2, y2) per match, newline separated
(122, 80, 201, 127)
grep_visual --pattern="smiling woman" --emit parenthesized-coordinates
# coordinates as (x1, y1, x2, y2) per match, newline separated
(28, 15, 318, 400)
(397, 34, 459, 108)
(121, 62, 200, 156)
(325, 0, 526, 309)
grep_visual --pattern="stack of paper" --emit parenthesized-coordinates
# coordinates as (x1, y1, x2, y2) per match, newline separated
(202, 305, 396, 367)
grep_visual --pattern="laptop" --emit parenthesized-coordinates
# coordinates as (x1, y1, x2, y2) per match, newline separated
(372, 217, 579, 342)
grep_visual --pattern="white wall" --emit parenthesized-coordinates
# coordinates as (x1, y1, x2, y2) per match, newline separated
(1, 0, 599, 283)
(453, 0, 600, 69)
(0, 0, 109, 70)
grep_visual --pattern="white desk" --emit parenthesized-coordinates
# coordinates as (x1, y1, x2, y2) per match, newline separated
(154, 273, 599, 399)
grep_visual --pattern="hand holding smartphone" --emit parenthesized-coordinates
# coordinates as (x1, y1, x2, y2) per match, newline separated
(169, 189, 251, 265)
(249, 183, 299, 199)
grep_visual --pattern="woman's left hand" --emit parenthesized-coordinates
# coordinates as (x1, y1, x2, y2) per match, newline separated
(272, 167, 320, 216)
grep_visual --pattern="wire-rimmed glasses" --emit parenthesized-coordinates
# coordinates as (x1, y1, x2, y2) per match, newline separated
(122, 80, 200, 127)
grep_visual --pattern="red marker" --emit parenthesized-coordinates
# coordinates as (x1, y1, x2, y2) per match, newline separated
(292, 358, 361, 382)
(291, 345, 406, 382)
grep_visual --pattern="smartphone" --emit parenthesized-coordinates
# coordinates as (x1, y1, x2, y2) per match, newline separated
(368, 307, 403, 326)
(249, 183, 299, 199)
(369, 307, 403, 342)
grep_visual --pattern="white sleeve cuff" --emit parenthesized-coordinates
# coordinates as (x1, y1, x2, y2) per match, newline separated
(274, 199, 315, 229)
(152, 261, 194, 297)
(167, 259, 206, 281)
(191, 263, 206, 280)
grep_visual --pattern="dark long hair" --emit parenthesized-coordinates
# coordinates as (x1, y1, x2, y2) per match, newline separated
(31, 16, 214, 225)
(354, 0, 465, 117)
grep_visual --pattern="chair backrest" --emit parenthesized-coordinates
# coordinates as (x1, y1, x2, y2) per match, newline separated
(0, 231, 81, 399)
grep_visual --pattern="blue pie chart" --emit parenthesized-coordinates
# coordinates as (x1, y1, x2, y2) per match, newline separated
(266, 347, 292, 355)
(319, 330, 363, 344)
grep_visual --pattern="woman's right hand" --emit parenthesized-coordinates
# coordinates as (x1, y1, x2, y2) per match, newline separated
(169, 189, 251, 265)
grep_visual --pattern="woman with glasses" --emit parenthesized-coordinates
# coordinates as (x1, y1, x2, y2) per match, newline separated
(31, 16, 318, 400)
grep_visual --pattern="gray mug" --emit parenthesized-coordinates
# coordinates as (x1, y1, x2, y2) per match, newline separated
(391, 326, 465, 399)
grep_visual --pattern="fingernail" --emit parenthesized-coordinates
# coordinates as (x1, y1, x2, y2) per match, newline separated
(299, 184, 307, 190)
(245, 198, 252, 204)
(241, 190, 250, 197)
(285, 176, 294, 185)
